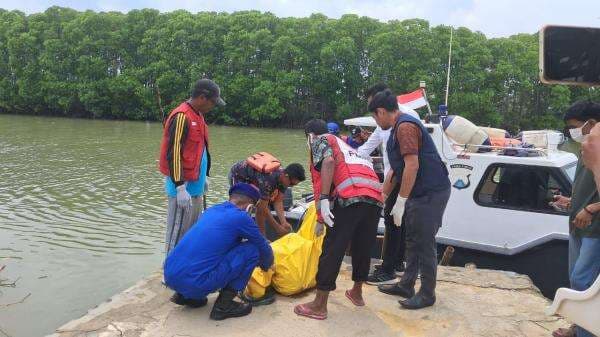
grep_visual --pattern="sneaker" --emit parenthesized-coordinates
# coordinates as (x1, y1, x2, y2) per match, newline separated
(367, 267, 397, 285)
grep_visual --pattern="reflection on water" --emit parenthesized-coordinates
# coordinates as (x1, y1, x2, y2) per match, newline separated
(0, 114, 311, 337)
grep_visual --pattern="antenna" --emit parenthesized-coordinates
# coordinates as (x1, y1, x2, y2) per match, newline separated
(445, 27, 453, 107)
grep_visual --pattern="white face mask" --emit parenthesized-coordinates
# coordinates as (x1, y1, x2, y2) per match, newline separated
(569, 121, 588, 143)
(245, 204, 256, 215)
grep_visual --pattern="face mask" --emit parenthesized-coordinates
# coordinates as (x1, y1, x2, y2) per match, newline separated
(569, 121, 588, 143)
(245, 204, 256, 215)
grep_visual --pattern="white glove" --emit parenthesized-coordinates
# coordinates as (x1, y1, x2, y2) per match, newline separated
(319, 198, 335, 227)
(391, 197, 407, 227)
(176, 184, 192, 211)
(314, 222, 325, 236)
(204, 178, 209, 193)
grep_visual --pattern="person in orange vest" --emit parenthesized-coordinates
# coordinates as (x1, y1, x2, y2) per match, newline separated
(158, 79, 225, 258)
(293, 119, 383, 320)
(229, 159, 306, 237)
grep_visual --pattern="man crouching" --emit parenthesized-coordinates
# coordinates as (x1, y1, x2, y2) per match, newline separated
(163, 183, 274, 320)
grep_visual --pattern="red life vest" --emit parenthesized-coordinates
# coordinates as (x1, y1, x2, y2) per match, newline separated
(158, 102, 209, 181)
(310, 134, 382, 219)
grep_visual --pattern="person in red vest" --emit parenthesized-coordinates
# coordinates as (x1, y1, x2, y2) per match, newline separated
(293, 119, 383, 320)
(158, 79, 225, 258)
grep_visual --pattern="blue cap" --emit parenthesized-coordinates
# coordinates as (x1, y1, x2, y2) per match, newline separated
(229, 183, 261, 202)
(327, 122, 340, 135)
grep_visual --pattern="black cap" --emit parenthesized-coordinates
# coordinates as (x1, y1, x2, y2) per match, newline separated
(192, 79, 226, 106)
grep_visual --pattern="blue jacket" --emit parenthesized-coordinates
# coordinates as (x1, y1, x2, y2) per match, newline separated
(164, 202, 273, 291)
(387, 113, 450, 198)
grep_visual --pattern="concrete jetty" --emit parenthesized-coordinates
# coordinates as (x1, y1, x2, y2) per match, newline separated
(49, 264, 565, 337)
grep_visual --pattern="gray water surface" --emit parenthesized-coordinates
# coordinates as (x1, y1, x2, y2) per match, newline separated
(0, 114, 311, 337)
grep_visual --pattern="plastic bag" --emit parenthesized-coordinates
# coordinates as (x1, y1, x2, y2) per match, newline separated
(245, 202, 324, 297)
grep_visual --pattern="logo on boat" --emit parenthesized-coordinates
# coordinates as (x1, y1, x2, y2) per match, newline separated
(450, 164, 473, 190)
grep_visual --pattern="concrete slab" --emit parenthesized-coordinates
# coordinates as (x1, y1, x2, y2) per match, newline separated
(49, 265, 565, 337)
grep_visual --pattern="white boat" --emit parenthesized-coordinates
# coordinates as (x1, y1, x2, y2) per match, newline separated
(281, 116, 577, 298)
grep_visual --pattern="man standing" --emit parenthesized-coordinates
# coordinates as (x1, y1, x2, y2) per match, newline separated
(551, 101, 600, 337)
(229, 160, 306, 237)
(369, 89, 451, 310)
(164, 183, 273, 320)
(294, 119, 382, 320)
(361, 83, 421, 285)
(158, 79, 225, 256)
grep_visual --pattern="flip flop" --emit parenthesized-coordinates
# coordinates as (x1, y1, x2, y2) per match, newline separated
(345, 290, 365, 307)
(294, 304, 327, 320)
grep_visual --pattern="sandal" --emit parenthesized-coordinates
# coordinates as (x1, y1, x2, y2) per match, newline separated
(294, 303, 327, 320)
(345, 290, 365, 307)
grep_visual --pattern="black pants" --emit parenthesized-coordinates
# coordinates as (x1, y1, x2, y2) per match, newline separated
(399, 187, 451, 299)
(316, 202, 381, 291)
(381, 183, 406, 273)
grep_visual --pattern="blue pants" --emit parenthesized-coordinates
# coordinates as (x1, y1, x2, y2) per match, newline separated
(172, 243, 259, 300)
(568, 235, 600, 337)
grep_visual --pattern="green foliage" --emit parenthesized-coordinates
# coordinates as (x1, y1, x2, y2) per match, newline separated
(0, 6, 592, 129)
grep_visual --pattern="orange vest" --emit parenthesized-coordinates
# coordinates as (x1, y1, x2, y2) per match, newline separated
(310, 134, 382, 220)
(158, 102, 209, 181)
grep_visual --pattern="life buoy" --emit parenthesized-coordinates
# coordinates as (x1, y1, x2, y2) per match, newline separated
(247, 152, 281, 174)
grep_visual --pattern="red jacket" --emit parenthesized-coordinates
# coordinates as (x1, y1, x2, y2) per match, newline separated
(310, 134, 382, 221)
(158, 102, 208, 181)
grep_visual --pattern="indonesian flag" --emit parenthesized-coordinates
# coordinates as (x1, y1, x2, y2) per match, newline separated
(397, 89, 428, 110)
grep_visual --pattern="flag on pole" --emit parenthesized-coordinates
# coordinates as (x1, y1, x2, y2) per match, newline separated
(397, 89, 428, 110)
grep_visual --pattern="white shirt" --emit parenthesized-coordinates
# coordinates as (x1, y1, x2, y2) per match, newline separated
(357, 105, 420, 177)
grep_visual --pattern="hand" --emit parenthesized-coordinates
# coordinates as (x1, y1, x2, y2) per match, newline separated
(319, 199, 335, 227)
(314, 222, 325, 236)
(552, 195, 571, 209)
(176, 184, 192, 211)
(391, 197, 407, 227)
(573, 208, 593, 229)
(280, 221, 293, 233)
(275, 221, 292, 236)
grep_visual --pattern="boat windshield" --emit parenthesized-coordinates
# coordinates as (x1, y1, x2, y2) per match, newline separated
(562, 162, 577, 182)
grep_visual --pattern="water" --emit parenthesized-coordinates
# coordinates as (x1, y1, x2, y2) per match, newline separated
(0, 114, 311, 337)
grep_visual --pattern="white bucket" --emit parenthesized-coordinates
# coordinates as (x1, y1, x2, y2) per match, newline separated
(547, 131, 564, 152)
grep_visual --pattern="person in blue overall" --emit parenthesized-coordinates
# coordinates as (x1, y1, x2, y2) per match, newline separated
(369, 89, 451, 310)
(164, 183, 274, 320)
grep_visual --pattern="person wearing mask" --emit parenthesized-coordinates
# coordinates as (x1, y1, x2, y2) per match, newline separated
(360, 83, 421, 285)
(583, 123, 600, 191)
(551, 101, 600, 337)
(369, 89, 451, 310)
(294, 119, 382, 320)
(164, 183, 273, 321)
(158, 79, 225, 256)
(229, 161, 306, 237)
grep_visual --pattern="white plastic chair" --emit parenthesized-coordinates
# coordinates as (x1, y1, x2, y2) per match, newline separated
(547, 275, 600, 336)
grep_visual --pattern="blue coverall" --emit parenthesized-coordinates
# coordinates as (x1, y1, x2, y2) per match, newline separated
(164, 201, 273, 300)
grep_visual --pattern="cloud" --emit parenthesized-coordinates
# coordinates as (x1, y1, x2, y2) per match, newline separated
(0, 0, 598, 37)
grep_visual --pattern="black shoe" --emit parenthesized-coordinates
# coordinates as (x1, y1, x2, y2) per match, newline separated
(399, 294, 436, 310)
(378, 283, 415, 298)
(210, 288, 252, 321)
(170, 292, 208, 308)
(367, 267, 397, 285)
(240, 287, 276, 307)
